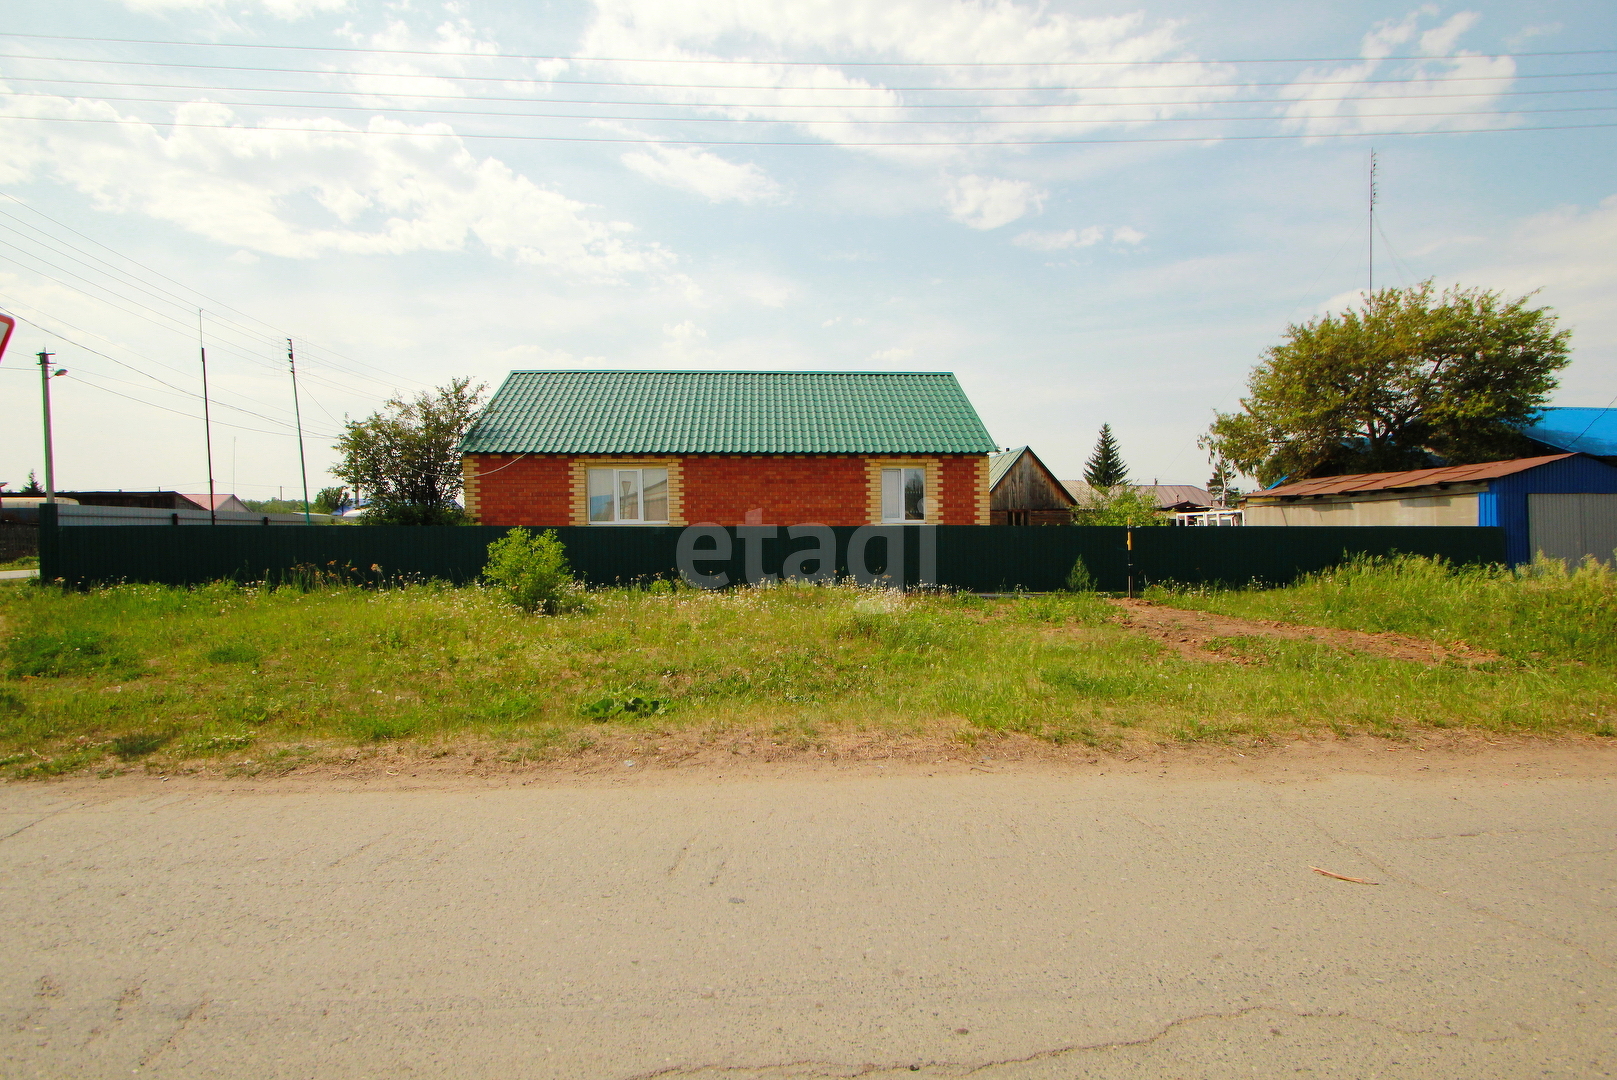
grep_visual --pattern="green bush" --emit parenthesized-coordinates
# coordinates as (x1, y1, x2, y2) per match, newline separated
(1064, 556, 1096, 593)
(483, 528, 584, 615)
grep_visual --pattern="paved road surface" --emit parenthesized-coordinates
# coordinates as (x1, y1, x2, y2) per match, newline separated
(2, 764, 1614, 1078)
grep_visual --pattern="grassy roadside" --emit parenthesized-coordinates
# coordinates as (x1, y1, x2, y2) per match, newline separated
(1146, 554, 1617, 664)
(1, 565, 1613, 779)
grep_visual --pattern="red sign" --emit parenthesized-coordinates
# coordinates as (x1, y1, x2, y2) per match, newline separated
(0, 313, 14, 363)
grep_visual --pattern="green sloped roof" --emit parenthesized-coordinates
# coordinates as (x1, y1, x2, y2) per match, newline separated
(460, 371, 997, 455)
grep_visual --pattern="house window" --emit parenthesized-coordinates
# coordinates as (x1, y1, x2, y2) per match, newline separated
(881, 467, 928, 522)
(588, 467, 668, 523)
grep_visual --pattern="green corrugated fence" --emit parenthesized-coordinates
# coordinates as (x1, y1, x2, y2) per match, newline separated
(37, 513, 1508, 591)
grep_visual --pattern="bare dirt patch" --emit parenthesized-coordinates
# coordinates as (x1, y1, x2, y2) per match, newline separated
(1108, 598, 1502, 666)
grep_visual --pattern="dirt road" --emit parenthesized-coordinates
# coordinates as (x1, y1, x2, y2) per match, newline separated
(3, 747, 1614, 1078)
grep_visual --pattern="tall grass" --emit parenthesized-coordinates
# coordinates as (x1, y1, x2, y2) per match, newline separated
(0, 571, 1613, 776)
(1149, 554, 1617, 663)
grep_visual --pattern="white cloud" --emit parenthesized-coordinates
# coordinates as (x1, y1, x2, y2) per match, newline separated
(1013, 225, 1142, 250)
(1015, 227, 1101, 250)
(1281, 9, 1515, 137)
(622, 146, 784, 204)
(0, 95, 671, 280)
(570, 0, 1227, 159)
(869, 347, 915, 362)
(117, 0, 349, 18)
(946, 175, 1044, 230)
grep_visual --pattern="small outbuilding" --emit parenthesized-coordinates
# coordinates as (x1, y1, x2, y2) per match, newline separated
(988, 446, 1075, 525)
(1243, 453, 1617, 565)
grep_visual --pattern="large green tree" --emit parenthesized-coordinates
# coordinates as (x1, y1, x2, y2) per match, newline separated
(1205, 283, 1570, 485)
(335, 378, 486, 525)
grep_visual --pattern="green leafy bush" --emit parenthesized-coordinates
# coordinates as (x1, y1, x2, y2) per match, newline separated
(483, 528, 584, 615)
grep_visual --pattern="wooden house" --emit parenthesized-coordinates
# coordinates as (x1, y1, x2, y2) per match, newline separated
(988, 446, 1075, 525)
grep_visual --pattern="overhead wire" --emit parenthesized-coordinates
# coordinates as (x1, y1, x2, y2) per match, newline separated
(1, 51, 1610, 90)
(2, 32, 1611, 65)
(10, 73, 1614, 108)
(0, 190, 429, 394)
(6, 111, 1612, 144)
(7, 89, 1613, 125)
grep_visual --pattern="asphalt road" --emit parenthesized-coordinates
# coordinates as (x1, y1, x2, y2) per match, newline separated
(2, 762, 1614, 1078)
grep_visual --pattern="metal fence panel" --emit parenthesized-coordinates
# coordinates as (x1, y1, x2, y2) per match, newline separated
(1529, 494, 1617, 566)
(38, 515, 1507, 590)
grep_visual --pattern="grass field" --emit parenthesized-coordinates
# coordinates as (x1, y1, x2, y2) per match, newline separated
(1, 556, 1613, 778)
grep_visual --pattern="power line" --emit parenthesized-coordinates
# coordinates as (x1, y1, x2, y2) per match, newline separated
(6, 111, 1613, 145)
(3, 32, 1612, 66)
(13, 73, 1614, 108)
(0, 190, 430, 394)
(0, 303, 340, 435)
(70, 372, 340, 439)
(3, 52, 1608, 90)
(9, 89, 1611, 125)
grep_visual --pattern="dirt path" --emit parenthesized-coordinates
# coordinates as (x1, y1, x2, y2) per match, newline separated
(1108, 598, 1502, 666)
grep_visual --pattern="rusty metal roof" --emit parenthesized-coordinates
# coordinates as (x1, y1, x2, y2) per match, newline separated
(1061, 481, 1214, 510)
(1254, 454, 1574, 499)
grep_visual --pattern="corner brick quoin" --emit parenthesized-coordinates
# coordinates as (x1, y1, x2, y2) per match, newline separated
(461, 453, 990, 527)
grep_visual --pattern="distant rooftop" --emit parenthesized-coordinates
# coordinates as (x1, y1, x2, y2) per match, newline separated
(1517, 408, 1617, 458)
(1254, 455, 1573, 499)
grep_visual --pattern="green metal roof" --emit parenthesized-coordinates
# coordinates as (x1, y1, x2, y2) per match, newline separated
(460, 370, 997, 455)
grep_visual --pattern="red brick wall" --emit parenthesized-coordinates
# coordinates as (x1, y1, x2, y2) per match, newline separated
(681, 455, 871, 524)
(466, 453, 988, 526)
(940, 455, 986, 525)
(464, 455, 572, 526)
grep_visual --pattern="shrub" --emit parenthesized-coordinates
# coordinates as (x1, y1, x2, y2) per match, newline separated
(1064, 556, 1096, 594)
(483, 528, 584, 615)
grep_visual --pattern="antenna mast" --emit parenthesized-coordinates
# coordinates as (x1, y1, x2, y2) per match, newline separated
(288, 339, 312, 525)
(1368, 149, 1378, 297)
(199, 311, 217, 526)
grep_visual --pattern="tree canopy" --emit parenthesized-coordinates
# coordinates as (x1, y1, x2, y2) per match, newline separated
(1205, 282, 1570, 485)
(335, 378, 486, 525)
(1082, 424, 1129, 488)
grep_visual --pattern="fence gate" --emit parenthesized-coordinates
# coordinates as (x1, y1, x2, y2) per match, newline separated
(1529, 493, 1617, 565)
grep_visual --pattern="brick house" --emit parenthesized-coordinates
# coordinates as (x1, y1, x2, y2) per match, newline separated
(459, 370, 996, 527)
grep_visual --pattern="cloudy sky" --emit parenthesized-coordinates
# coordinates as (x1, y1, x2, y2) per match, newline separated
(1, 0, 1613, 499)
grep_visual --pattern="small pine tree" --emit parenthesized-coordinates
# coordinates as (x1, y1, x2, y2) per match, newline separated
(19, 471, 43, 496)
(1083, 425, 1128, 489)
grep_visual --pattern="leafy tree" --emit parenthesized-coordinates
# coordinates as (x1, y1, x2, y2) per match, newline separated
(313, 486, 351, 515)
(483, 528, 584, 615)
(1082, 424, 1129, 488)
(335, 378, 486, 526)
(1206, 282, 1570, 485)
(1071, 486, 1168, 526)
(1206, 458, 1241, 507)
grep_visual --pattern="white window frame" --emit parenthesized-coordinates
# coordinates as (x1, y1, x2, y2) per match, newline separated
(587, 466, 669, 524)
(881, 466, 929, 523)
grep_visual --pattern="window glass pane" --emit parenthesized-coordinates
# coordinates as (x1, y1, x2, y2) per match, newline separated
(904, 467, 926, 520)
(587, 469, 615, 522)
(881, 469, 903, 521)
(618, 470, 641, 521)
(642, 469, 668, 522)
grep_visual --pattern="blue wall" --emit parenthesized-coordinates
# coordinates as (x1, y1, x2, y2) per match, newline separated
(1478, 454, 1617, 564)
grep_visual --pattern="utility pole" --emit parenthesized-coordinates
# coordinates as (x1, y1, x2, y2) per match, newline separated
(288, 339, 311, 524)
(37, 349, 59, 505)
(199, 311, 217, 525)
